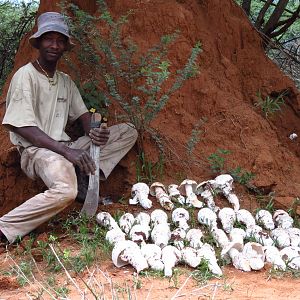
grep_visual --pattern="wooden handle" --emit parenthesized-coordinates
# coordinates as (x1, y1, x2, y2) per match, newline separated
(91, 112, 102, 128)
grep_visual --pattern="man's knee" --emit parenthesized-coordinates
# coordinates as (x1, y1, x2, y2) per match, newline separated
(124, 123, 138, 141)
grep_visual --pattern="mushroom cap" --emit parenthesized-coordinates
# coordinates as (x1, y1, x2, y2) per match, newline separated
(96, 212, 119, 230)
(172, 207, 190, 222)
(131, 182, 150, 195)
(273, 209, 289, 220)
(243, 242, 265, 260)
(214, 174, 234, 186)
(195, 180, 210, 193)
(197, 207, 217, 227)
(186, 228, 203, 241)
(149, 182, 166, 196)
(255, 209, 275, 230)
(129, 224, 150, 243)
(105, 228, 126, 245)
(135, 212, 151, 226)
(150, 209, 168, 225)
(178, 179, 198, 195)
(112, 240, 140, 268)
(221, 241, 243, 257)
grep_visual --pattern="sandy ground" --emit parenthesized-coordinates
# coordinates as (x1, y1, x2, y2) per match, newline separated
(1, 256, 299, 300)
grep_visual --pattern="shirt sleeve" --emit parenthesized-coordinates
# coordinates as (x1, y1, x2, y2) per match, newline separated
(68, 79, 89, 122)
(2, 68, 37, 128)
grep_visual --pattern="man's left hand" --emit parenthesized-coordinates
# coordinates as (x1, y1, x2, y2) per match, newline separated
(89, 126, 110, 146)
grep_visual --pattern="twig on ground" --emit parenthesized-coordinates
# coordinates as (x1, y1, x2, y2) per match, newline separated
(170, 273, 193, 300)
(49, 243, 84, 298)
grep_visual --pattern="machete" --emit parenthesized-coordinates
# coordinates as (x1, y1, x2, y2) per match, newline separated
(80, 112, 106, 217)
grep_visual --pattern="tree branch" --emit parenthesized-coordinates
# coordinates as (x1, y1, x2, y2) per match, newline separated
(269, 5, 300, 38)
(242, 0, 252, 15)
(255, 0, 273, 30)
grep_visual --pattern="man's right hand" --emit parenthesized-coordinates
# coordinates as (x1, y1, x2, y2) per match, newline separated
(63, 148, 96, 175)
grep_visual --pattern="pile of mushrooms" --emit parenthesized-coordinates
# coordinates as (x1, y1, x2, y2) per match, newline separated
(95, 174, 300, 276)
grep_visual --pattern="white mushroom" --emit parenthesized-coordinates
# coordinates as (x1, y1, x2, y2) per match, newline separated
(197, 207, 218, 229)
(255, 209, 275, 230)
(161, 245, 182, 277)
(246, 226, 274, 247)
(151, 223, 171, 248)
(271, 228, 290, 248)
(141, 243, 164, 271)
(229, 228, 246, 245)
(236, 209, 256, 228)
(273, 210, 294, 229)
(105, 228, 126, 245)
(186, 228, 204, 249)
(218, 207, 236, 233)
(150, 209, 168, 226)
(211, 227, 229, 248)
(242, 242, 265, 270)
(221, 242, 251, 272)
(129, 182, 152, 209)
(129, 224, 150, 244)
(179, 179, 204, 208)
(263, 245, 286, 271)
(197, 243, 223, 276)
(150, 182, 174, 210)
(181, 247, 201, 268)
(134, 212, 151, 227)
(96, 212, 119, 230)
(171, 228, 186, 250)
(196, 180, 219, 212)
(168, 184, 185, 205)
(245, 225, 263, 239)
(280, 246, 300, 270)
(119, 213, 135, 234)
(112, 240, 148, 273)
(286, 227, 300, 247)
(212, 174, 240, 211)
(253, 230, 274, 247)
(172, 208, 190, 231)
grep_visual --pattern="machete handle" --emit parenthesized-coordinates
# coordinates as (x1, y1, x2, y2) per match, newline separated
(91, 112, 102, 128)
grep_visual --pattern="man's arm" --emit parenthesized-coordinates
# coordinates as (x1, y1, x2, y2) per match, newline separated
(9, 125, 96, 175)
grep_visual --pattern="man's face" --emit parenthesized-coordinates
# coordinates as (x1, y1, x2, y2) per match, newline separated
(37, 31, 68, 63)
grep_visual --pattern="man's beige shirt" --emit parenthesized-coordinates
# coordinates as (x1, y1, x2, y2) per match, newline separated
(2, 63, 88, 148)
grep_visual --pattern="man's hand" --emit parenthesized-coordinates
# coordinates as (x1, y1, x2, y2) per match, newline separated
(89, 125, 110, 146)
(63, 148, 96, 175)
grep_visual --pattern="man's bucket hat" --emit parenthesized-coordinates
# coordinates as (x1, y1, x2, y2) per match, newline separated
(29, 12, 74, 50)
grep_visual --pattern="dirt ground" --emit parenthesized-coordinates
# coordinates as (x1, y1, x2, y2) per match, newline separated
(1, 0, 300, 299)
(0, 247, 299, 300)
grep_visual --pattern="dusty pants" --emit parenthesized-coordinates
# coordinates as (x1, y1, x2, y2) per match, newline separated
(0, 123, 138, 243)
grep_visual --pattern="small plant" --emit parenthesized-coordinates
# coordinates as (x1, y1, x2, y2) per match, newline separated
(169, 268, 181, 288)
(287, 197, 300, 228)
(132, 273, 142, 289)
(135, 151, 164, 183)
(192, 259, 215, 285)
(268, 265, 300, 279)
(255, 194, 275, 214)
(230, 166, 255, 185)
(255, 90, 286, 118)
(186, 117, 206, 155)
(208, 149, 231, 174)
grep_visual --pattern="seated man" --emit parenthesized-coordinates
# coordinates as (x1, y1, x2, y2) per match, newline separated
(0, 12, 137, 244)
